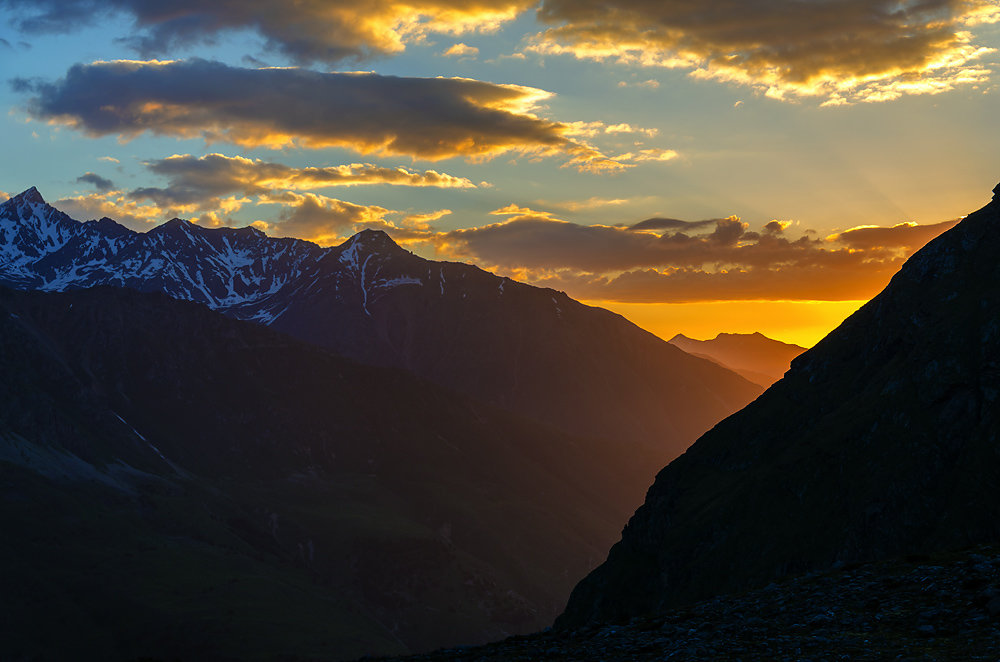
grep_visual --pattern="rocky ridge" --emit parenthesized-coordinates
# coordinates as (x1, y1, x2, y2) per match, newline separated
(374, 545, 1000, 661)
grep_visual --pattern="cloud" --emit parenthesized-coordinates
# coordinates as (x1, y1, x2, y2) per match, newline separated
(128, 153, 476, 208)
(604, 122, 658, 137)
(16, 59, 621, 170)
(617, 79, 659, 89)
(397, 209, 453, 231)
(50, 185, 440, 245)
(533, 262, 903, 303)
(829, 220, 960, 250)
(443, 42, 480, 58)
(2, 0, 533, 63)
(529, 0, 1000, 103)
(76, 171, 114, 191)
(98, 156, 120, 163)
(763, 220, 791, 234)
(543, 196, 631, 211)
(258, 191, 393, 244)
(614, 148, 678, 163)
(54, 191, 168, 228)
(432, 207, 959, 302)
(629, 217, 719, 232)
(0, 191, 9, 202)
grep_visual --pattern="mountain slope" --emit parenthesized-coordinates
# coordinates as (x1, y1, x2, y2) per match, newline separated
(0, 285, 660, 660)
(0, 188, 761, 462)
(558, 182, 1000, 627)
(385, 545, 1000, 661)
(669, 332, 806, 387)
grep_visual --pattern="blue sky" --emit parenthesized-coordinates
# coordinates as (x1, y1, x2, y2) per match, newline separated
(2, 1, 998, 344)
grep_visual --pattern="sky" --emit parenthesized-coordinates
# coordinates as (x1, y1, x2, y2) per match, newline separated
(1, 1, 998, 346)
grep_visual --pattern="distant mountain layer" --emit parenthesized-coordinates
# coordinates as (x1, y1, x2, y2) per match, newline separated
(0, 285, 661, 660)
(669, 332, 806, 387)
(0, 188, 762, 463)
(559, 183, 1000, 627)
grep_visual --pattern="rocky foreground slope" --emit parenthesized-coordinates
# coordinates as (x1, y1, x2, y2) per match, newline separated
(557, 181, 1000, 628)
(376, 545, 1000, 661)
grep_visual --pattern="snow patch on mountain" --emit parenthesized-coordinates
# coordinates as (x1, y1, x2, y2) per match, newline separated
(0, 188, 452, 326)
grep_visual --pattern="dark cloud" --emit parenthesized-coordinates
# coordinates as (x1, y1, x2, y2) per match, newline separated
(436, 208, 957, 301)
(831, 220, 960, 251)
(0, 37, 11, 48)
(763, 220, 789, 234)
(17, 59, 617, 168)
(530, 0, 999, 103)
(629, 217, 718, 232)
(533, 261, 902, 303)
(76, 171, 114, 191)
(1, 0, 533, 63)
(443, 213, 817, 272)
(128, 153, 475, 208)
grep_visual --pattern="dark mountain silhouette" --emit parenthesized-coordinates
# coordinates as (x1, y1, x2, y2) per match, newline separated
(0, 285, 661, 660)
(669, 332, 807, 387)
(558, 181, 1000, 628)
(0, 188, 761, 463)
(383, 544, 1000, 660)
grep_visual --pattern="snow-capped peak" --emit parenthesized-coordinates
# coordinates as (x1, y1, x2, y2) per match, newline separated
(0, 189, 433, 324)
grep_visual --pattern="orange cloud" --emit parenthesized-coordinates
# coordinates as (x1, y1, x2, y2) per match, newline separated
(432, 207, 960, 302)
(18, 59, 622, 171)
(529, 0, 1000, 103)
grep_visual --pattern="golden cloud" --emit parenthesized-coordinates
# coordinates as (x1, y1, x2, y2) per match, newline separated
(54, 190, 179, 228)
(6, 0, 533, 63)
(129, 153, 476, 209)
(257, 192, 395, 245)
(18, 59, 622, 170)
(443, 43, 480, 58)
(542, 196, 631, 211)
(529, 0, 1000, 103)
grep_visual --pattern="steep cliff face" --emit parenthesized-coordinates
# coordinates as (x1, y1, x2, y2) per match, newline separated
(559, 184, 1000, 627)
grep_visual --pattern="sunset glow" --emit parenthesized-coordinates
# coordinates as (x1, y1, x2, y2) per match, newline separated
(594, 299, 868, 348)
(2, 0, 998, 340)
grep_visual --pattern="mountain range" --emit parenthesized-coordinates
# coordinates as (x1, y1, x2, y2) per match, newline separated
(669, 332, 807, 387)
(0, 187, 761, 464)
(0, 284, 664, 660)
(558, 181, 1000, 628)
(0, 187, 772, 659)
